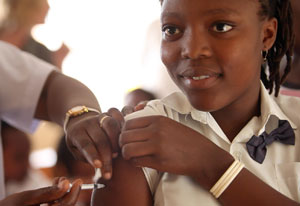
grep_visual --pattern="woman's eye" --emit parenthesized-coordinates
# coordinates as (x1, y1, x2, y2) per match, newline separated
(213, 23, 233, 33)
(162, 26, 180, 37)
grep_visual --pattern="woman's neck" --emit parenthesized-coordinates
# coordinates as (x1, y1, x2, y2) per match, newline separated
(211, 86, 261, 142)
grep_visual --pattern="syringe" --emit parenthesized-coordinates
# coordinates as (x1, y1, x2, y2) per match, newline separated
(68, 183, 105, 192)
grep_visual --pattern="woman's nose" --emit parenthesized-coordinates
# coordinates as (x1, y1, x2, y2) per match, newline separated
(181, 29, 212, 60)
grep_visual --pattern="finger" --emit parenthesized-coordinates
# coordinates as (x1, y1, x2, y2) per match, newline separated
(21, 179, 70, 205)
(130, 156, 157, 169)
(123, 116, 157, 131)
(107, 107, 125, 128)
(59, 179, 82, 205)
(71, 130, 103, 168)
(100, 114, 120, 152)
(122, 141, 154, 160)
(87, 123, 113, 180)
(65, 135, 85, 162)
(121, 105, 134, 116)
(52, 177, 60, 185)
(119, 128, 151, 147)
(52, 177, 68, 187)
(68, 147, 86, 162)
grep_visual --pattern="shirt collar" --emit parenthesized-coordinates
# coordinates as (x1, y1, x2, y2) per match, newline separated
(161, 92, 209, 124)
(161, 81, 297, 130)
(260, 82, 297, 130)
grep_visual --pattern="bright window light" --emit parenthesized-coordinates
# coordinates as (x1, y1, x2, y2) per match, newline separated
(29, 148, 57, 169)
(32, 0, 161, 111)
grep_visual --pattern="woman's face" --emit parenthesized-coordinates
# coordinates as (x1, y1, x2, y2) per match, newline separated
(160, 0, 276, 114)
(32, 0, 50, 25)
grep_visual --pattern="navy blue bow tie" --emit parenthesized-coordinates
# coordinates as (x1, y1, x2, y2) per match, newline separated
(246, 120, 295, 164)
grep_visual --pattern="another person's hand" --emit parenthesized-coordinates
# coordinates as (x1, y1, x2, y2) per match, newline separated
(65, 108, 125, 180)
(0, 177, 82, 206)
(65, 102, 147, 180)
(52, 43, 70, 70)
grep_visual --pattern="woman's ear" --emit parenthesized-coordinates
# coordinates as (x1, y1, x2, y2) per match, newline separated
(262, 17, 278, 50)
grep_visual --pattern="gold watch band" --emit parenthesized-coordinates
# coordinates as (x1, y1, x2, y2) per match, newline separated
(63, 106, 100, 133)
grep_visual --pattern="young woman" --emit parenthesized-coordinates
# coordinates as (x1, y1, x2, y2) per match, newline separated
(92, 0, 299, 205)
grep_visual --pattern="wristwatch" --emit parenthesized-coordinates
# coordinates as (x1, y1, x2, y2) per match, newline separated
(63, 106, 100, 133)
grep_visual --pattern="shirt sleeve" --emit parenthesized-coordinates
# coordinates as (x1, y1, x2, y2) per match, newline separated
(125, 100, 169, 194)
(0, 41, 56, 132)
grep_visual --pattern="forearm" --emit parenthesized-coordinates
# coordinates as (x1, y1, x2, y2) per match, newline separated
(218, 169, 299, 206)
(35, 71, 101, 126)
(193, 148, 299, 205)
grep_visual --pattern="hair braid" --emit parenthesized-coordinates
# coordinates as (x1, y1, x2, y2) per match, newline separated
(259, 0, 295, 96)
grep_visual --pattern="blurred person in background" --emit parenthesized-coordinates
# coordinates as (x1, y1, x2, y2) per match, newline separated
(140, 19, 179, 98)
(0, 0, 69, 149)
(280, 0, 300, 97)
(124, 88, 156, 108)
(1, 122, 51, 196)
(0, 0, 69, 70)
(54, 136, 94, 206)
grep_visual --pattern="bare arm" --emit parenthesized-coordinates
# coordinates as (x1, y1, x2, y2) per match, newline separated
(34, 71, 123, 178)
(216, 168, 300, 206)
(34, 70, 100, 124)
(92, 157, 153, 206)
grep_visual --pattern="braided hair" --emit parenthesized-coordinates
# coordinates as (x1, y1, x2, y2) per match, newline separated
(159, 0, 295, 96)
(259, 0, 295, 96)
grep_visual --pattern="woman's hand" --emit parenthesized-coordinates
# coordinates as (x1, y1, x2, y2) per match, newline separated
(0, 178, 82, 206)
(119, 115, 233, 189)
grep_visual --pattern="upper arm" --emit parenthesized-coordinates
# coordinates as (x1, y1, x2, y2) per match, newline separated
(91, 157, 153, 206)
(34, 70, 57, 120)
(35, 70, 100, 125)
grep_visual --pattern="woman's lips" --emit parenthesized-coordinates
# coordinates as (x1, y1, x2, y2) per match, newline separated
(180, 73, 221, 90)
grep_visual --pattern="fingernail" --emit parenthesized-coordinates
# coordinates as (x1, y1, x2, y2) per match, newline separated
(93, 160, 102, 168)
(104, 172, 112, 180)
(112, 152, 118, 158)
(75, 179, 83, 186)
(58, 180, 69, 190)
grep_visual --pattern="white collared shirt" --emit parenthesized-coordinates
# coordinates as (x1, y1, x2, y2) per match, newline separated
(0, 41, 55, 199)
(126, 82, 300, 205)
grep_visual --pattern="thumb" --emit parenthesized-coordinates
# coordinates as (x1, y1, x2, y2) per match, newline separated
(107, 107, 125, 128)
(121, 106, 135, 117)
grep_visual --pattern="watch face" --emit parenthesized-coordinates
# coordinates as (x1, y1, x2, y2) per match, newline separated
(71, 106, 84, 112)
(68, 106, 88, 117)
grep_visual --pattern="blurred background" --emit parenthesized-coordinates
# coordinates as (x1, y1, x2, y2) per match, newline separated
(33, 0, 161, 111)
(0, 0, 180, 173)
(35, 0, 161, 167)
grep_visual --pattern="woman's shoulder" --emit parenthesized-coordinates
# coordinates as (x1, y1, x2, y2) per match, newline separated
(275, 94, 300, 124)
(125, 91, 191, 121)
